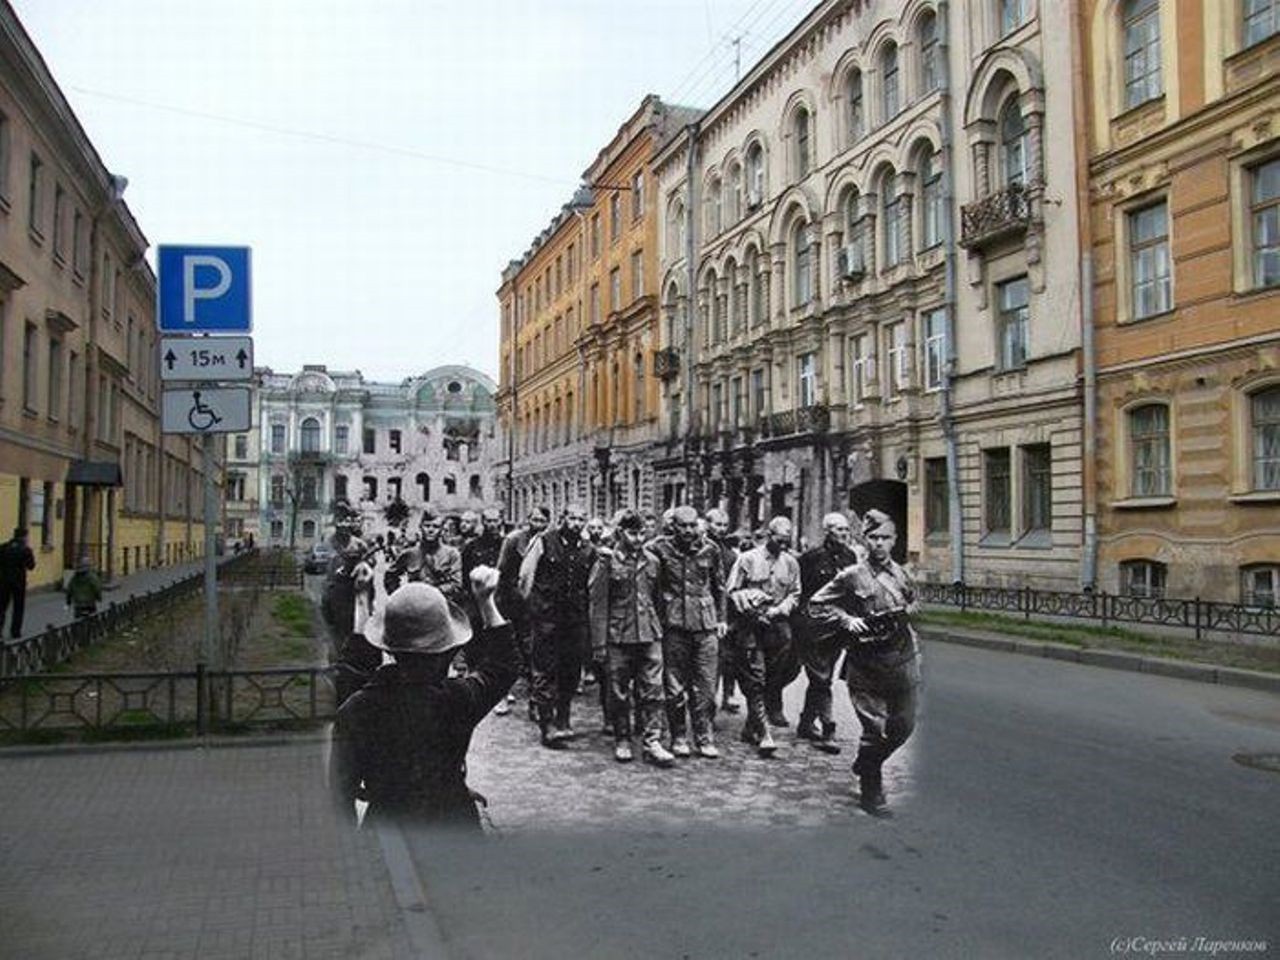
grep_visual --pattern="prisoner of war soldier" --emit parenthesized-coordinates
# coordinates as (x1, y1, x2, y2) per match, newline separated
(703, 508, 742, 715)
(518, 503, 597, 749)
(587, 509, 676, 768)
(726, 516, 801, 756)
(331, 566, 517, 830)
(495, 505, 550, 718)
(795, 511, 865, 754)
(651, 505, 728, 759)
(808, 509, 921, 816)
(402, 511, 465, 607)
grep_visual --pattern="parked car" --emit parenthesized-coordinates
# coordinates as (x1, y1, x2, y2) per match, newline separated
(303, 543, 335, 574)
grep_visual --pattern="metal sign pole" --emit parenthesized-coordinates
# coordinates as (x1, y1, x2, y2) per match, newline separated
(203, 431, 218, 699)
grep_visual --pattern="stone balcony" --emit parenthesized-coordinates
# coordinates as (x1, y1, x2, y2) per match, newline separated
(960, 182, 1034, 250)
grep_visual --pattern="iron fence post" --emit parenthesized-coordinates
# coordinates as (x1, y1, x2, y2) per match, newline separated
(960, 581, 968, 612)
(1101, 591, 1109, 628)
(1194, 597, 1202, 641)
(1024, 585, 1031, 621)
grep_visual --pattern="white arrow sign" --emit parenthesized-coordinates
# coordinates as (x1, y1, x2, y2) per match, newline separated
(162, 387, 252, 434)
(160, 336, 254, 382)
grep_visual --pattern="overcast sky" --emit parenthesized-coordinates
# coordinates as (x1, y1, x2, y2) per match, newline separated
(13, 0, 818, 383)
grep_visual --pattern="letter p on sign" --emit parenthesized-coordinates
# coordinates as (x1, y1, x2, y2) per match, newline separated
(157, 245, 252, 333)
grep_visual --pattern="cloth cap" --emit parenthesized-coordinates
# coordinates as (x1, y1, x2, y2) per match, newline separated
(862, 509, 895, 536)
(363, 583, 472, 655)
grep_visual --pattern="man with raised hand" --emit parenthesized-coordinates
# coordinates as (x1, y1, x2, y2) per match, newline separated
(726, 515, 801, 756)
(588, 509, 676, 768)
(795, 511, 864, 754)
(519, 504, 596, 748)
(808, 509, 921, 816)
(651, 505, 727, 760)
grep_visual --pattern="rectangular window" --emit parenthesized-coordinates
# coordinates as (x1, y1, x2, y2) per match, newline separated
(751, 368, 766, 419)
(27, 153, 43, 236)
(1241, 564, 1278, 608)
(923, 308, 946, 391)
(388, 476, 402, 501)
(922, 158, 943, 248)
(1022, 443, 1052, 533)
(885, 322, 908, 397)
(270, 520, 284, 540)
(334, 474, 348, 501)
(47, 336, 62, 420)
(270, 423, 285, 454)
(711, 382, 723, 431)
(1244, 0, 1279, 47)
(1130, 201, 1172, 318)
(851, 333, 872, 404)
(1121, 559, 1166, 598)
(362, 427, 376, 454)
(925, 457, 949, 534)
(67, 349, 79, 428)
(984, 448, 1011, 535)
(632, 171, 644, 219)
(883, 51, 900, 119)
(1251, 387, 1280, 490)
(591, 214, 601, 258)
(883, 195, 901, 267)
(1124, 0, 1163, 108)
(1000, 0, 1028, 35)
(390, 429, 402, 454)
(1130, 404, 1171, 496)
(22, 321, 37, 411)
(52, 184, 66, 261)
(234, 435, 247, 459)
(567, 243, 576, 282)
(631, 250, 644, 299)
(610, 267, 621, 312)
(72, 209, 86, 276)
(610, 192, 622, 241)
(1250, 157, 1279, 289)
(997, 276, 1029, 369)
(334, 424, 349, 454)
(590, 283, 600, 325)
(39, 481, 53, 547)
(730, 376, 743, 427)
(270, 475, 286, 505)
(797, 352, 817, 407)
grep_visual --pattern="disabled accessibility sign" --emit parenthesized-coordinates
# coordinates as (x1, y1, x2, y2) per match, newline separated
(161, 387, 251, 434)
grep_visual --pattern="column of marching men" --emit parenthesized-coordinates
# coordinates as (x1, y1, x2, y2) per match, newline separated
(323, 498, 922, 819)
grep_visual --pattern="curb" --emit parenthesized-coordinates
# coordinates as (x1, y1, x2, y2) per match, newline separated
(920, 626, 1280, 694)
(0, 730, 331, 759)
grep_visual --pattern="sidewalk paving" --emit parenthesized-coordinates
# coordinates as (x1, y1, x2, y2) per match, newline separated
(0, 737, 416, 960)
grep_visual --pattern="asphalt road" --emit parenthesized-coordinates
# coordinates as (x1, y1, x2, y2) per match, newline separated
(397, 640, 1280, 960)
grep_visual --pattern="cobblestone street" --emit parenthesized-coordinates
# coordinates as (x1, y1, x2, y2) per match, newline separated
(463, 670, 920, 832)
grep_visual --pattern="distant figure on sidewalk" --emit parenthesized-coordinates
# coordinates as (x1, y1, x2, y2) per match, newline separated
(0, 528, 37, 638)
(332, 566, 517, 830)
(65, 556, 104, 619)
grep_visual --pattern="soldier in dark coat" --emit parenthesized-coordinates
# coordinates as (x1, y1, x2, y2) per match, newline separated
(795, 511, 864, 753)
(495, 506, 550, 717)
(808, 509, 921, 816)
(0, 528, 37, 639)
(331, 567, 516, 830)
(518, 504, 596, 747)
(704, 508, 742, 715)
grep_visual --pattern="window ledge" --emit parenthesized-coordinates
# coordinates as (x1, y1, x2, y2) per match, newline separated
(1118, 308, 1175, 327)
(1014, 529, 1054, 549)
(1112, 496, 1176, 510)
(978, 532, 1011, 548)
(1228, 491, 1280, 504)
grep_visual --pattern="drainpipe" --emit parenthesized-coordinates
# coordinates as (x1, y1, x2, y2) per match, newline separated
(506, 288, 517, 524)
(683, 121, 701, 508)
(938, 0, 965, 584)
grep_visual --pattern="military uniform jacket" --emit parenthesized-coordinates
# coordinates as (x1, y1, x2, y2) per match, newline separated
(405, 543, 465, 606)
(726, 546, 801, 619)
(587, 546, 663, 654)
(798, 542, 863, 605)
(808, 559, 919, 671)
(650, 537, 726, 632)
(518, 530, 596, 625)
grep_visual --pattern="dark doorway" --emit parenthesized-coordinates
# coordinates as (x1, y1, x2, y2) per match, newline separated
(848, 479, 908, 564)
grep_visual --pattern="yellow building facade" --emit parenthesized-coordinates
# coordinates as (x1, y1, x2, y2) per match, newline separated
(1083, 0, 1279, 603)
(0, 4, 218, 590)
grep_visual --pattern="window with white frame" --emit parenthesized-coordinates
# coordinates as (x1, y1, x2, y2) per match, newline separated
(1000, 0, 1029, 35)
(881, 43, 900, 120)
(851, 333, 873, 404)
(300, 473, 319, 507)
(300, 417, 321, 452)
(921, 150, 944, 248)
(1249, 157, 1279, 289)
(234, 435, 247, 460)
(925, 457, 949, 534)
(631, 170, 644, 219)
(745, 143, 765, 207)
(1244, 0, 1278, 46)
(1251, 385, 1280, 490)
(797, 352, 817, 407)
(923, 308, 946, 390)
(794, 106, 812, 176)
(1123, 0, 1162, 109)
(919, 11, 940, 93)
(886, 322, 908, 397)
(984, 448, 1011, 535)
(996, 276, 1029, 369)
(793, 222, 814, 306)
(270, 474, 286, 505)
(631, 250, 644, 300)
(610, 267, 621, 313)
(1129, 403, 1171, 496)
(1000, 100, 1029, 188)
(1121, 559, 1166, 598)
(1241, 564, 1278, 608)
(270, 423, 286, 454)
(1130, 201, 1172, 318)
(848, 69, 865, 143)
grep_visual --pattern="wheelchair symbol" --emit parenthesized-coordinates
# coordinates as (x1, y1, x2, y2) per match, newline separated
(187, 391, 223, 431)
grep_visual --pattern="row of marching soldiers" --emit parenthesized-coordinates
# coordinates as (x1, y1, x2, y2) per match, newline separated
(323, 500, 920, 826)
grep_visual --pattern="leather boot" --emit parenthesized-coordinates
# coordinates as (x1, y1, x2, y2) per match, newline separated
(814, 719, 841, 755)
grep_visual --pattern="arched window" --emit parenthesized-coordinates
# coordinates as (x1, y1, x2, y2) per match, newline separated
(881, 173, 902, 268)
(919, 11, 939, 93)
(633, 351, 645, 420)
(726, 162, 742, 223)
(745, 143, 765, 208)
(847, 69, 865, 143)
(881, 42, 900, 120)
(416, 472, 430, 501)
(794, 106, 812, 175)
(725, 257, 742, 334)
(705, 269, 719, 344)
(1000, 99, 1029, 188)
(793, 221, 814, 307)
(708, 176, 723, 235)
(919, 150, 943, 248)
(669, 198, 686, 255)
(841, 188, 865, 277)
(665, 281, 682, 346)
(1123, 0, 1162, 109)
(300, 417, 320, 452)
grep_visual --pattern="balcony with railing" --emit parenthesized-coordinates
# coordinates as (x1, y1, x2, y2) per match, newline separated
(960, 182, 1034, 250)
(758, 404, 830, 439)
(288, 448, 332, 465)
(654, 346, 681, 381)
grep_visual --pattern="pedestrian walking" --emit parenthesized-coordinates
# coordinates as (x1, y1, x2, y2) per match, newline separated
(64, 555, 103, 619)
(495, 506, 550, 719)
(808, 509, 921, 816)
(704, 508, 742, 715)
(651, 506, 727, 759)
(0, 528, 37, 638)
(401, 511, 465, 607)
(726, 516, 801, 755)
(795, 512, 864, 754)
(587, 509, 676, 767)
(331, 567, 517, 830)
(518, 504, 596, 748)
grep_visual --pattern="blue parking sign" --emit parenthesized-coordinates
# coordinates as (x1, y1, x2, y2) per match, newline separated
(157, 245, 252, 333)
